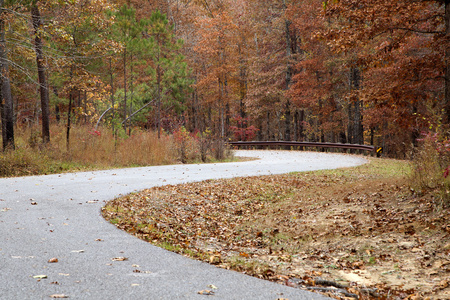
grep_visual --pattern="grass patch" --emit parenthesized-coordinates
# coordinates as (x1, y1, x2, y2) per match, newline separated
(1, 124, 234, 177)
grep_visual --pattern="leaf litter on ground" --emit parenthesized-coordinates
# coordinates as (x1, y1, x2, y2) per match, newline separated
(102, 157, 450, 300)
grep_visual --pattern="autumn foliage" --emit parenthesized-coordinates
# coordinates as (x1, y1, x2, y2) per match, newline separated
(1, 0, 450, 158)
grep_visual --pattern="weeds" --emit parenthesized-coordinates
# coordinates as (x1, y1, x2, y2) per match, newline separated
(1, 124, 234, 177)
(410, 132, 450, 208)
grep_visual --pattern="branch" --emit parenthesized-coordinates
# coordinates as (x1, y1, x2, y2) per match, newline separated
(121, 99, 156, 125)
(95, 107, 112, 130)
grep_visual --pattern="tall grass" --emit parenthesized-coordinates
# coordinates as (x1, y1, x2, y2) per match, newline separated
(0, 124, 233, 177)
(410, 132, 450, 208)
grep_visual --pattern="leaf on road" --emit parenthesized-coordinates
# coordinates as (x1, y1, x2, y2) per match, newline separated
(111, 257, 128, 261)
(197, 290, 215, 295)
(48, 258, 58, 263)
(49, 294, 68, 298)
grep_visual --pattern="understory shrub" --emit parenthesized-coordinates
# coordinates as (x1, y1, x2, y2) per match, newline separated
(410, 132, 450, 208)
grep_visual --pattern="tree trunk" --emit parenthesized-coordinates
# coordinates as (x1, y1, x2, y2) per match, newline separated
(284, 0, 292, 141)
(238, 44, 247, 120)
(31, 2, 50, 144)
(350, 67, 363, 144)
(347, 102, 353, 144)
(109, 58, 115, 140)
(293, 110, 298, 141)
(84, 90, 87, 124)
(282, 0, 293, 142)
(224, 75, 230, 138)
(445, 0, 450, 124)
(66, 91, 73, 150)
(348, 67, 364, 144)
(157, 63, 161, 138)
(0, 98, 4, 147)
(123, 47, 127, 134)
(53, 88, 60, 123)
(284, 101, 291, 141)
(0, 0, 14, 150)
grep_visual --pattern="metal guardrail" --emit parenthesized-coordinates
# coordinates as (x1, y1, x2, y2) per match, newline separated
(227, 141, 375, 153)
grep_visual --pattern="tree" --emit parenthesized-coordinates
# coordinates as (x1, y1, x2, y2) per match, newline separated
(31, 0, 50, 144)
(144, 9, 192, 138)
(194, 1, 239, 138)
(323, 0, 449, 152)
(0, 0, 14, 150)
(109, 4, 144, 134)
(245, 0, 301, 141)
(46, 0, 117, 148)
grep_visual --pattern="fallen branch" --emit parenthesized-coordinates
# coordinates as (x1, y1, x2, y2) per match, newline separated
(121, 99, 156, 125)
(95, 107, 112, 130)
(304, 286, 359, 299)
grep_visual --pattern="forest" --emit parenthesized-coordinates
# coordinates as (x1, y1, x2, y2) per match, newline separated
(1, 0, 449, 158)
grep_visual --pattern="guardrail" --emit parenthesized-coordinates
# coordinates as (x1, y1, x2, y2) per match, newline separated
(227, 141, 375, 153)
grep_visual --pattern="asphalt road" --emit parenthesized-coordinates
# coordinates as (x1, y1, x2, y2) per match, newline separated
(0, 150, 367, 300)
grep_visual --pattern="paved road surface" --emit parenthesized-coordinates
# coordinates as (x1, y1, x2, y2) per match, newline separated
(0, 150, 367, 299)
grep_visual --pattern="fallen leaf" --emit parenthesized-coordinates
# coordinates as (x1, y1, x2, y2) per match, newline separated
(33, 274, 47, 279)
(209, 254, 221, 264)
(111, 257, 128, 261)
(438, 280, 449, 290)
(48, 258, 58, 263)
(197, 290, 215, 295)
(49, 294, 68, 298)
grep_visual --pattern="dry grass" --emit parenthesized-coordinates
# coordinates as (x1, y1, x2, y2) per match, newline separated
(1, 124, 232, 177)
(410, 134, 450, 209)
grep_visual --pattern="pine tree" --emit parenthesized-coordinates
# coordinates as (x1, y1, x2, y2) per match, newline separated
(144, 10, 192, 138)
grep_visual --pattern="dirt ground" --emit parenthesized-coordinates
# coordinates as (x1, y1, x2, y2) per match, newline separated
(103, 159, 450, 299)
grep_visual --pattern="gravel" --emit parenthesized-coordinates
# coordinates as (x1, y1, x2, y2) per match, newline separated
(0, 150, 367, 299)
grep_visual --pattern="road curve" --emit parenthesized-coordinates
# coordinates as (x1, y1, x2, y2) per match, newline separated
(0, 150, 367, 300)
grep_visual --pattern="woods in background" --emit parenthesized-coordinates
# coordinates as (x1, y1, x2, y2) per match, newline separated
(1, 0, 448, 158)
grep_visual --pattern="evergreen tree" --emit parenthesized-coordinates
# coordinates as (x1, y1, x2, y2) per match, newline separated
(144, 10, 192, 138)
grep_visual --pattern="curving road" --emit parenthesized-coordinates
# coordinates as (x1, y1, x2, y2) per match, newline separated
(0, 150, 367, 300)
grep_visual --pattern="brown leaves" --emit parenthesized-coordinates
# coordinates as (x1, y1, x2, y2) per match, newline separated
(197, 290, 214, 295)
(103, 166, 450, 300)
(111, 257, 128, 261)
